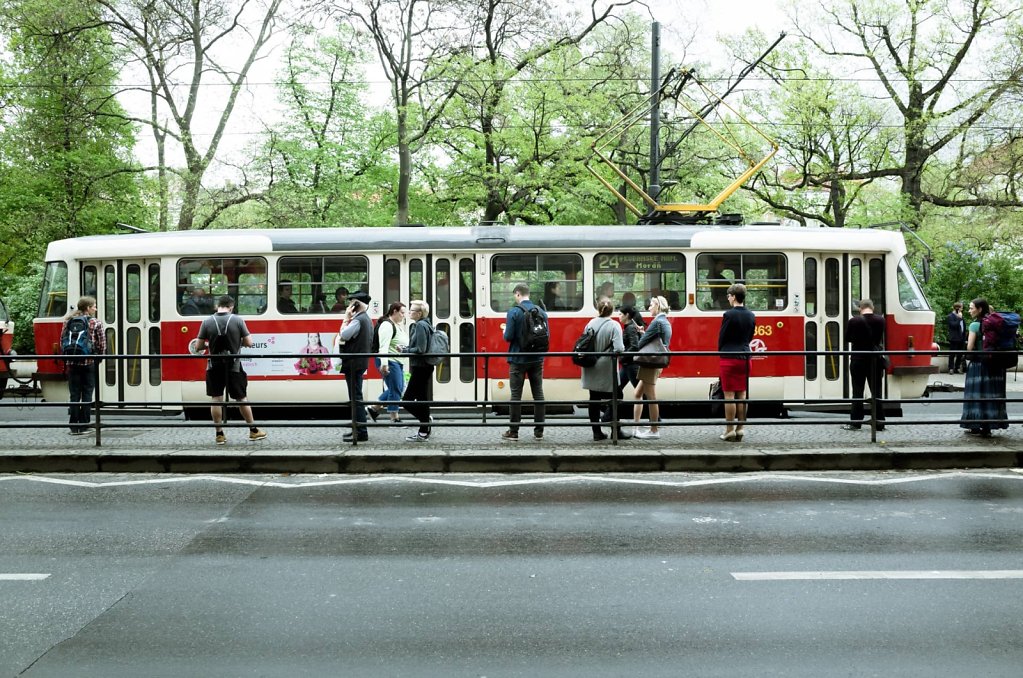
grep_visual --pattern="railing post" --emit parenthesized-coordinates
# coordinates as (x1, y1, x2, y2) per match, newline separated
(482, 352, 489, 425)
(869, 352, 878, 443)
(93, 359, 102, 447)
(610, 355, 620, 445)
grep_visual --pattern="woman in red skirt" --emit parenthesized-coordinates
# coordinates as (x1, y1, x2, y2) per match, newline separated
(718, 283, 755, 441)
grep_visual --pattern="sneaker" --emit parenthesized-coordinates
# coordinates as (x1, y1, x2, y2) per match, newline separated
(501, 430, 519, 441)
(405, 432, 429, 442)
(634, 428, 660, 439)
(249, 429, 267, 441)
(343, 433, 369, 443)
(215, 433, 227, 446)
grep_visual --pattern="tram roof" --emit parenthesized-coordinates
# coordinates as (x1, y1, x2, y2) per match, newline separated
(45, 224, 908, 259)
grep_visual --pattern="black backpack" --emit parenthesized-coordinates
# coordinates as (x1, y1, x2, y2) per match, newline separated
(207, 314, 236, 369)
(571, 318, 611, 367)
(371, 318, 394, 353)
(516, 304, 549, 353)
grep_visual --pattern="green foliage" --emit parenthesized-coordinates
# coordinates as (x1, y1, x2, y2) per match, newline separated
(0, 262, 44, 354)
(925, 240, 1023, 343)
(250, 24, 398, 227)
(0, 0, 146, 273)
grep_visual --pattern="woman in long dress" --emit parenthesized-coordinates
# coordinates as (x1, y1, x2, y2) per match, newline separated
(960, 297, 1008, 437)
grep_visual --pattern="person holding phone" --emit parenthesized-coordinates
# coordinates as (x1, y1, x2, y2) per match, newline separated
(338, 292, 373, 442)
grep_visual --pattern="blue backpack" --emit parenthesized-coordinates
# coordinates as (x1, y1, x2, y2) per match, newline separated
(60, 316, 93, 357)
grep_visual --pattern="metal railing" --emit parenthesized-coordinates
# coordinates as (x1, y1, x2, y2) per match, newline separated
(1, 348, 1018, 447)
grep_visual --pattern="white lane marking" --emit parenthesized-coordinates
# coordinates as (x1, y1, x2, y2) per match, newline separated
(0, 471, 1022, 490)
(0, 573, 50, 581)
(732, 570, 1023, 581)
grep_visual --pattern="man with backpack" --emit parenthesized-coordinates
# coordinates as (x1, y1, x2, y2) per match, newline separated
(194, 295, 266, 446)
(61, 296, 107, 435)
(502, 283, 549, 441)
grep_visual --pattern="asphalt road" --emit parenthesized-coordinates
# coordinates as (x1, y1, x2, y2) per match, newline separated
(3, 471, 1022, 677)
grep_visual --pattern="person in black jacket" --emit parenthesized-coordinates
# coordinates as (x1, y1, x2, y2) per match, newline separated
(946, 301, 966, 374)
(844, 298, 886, 431)
(401, 299, 435, 441)
(338, 292, 373, 442)
(718, 284, 755, 441)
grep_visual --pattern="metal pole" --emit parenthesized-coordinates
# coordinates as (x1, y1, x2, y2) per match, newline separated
(649, 21, 661, 201)
(93, 360, 102, 447)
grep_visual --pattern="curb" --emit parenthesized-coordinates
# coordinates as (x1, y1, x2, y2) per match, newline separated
(2, 449, 1020, 474)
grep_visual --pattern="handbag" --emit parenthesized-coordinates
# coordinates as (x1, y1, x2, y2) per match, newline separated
(635, 340, 670, 368)
(709, 379, 724, 417)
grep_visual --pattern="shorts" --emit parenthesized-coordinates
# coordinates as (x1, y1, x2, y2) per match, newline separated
(206, 368, 248, 399)
(637, 366, 662, 385)
(719, 358, 749, 392)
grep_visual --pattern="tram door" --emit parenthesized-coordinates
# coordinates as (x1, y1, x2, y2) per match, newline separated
(403, 254, 477, 406)
(802, 255, 849, 402)
(91, 259, 163, 408)
(803, 254, 885, 404)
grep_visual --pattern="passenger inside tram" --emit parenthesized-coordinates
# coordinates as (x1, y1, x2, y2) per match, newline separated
(277, 281, 299, 314)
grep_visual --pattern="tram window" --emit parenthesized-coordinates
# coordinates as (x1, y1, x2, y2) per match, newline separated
(104, 266, 115, 324)
(868, 259, 885, 314)
(148, 264, 160, 322)
(435, 259, 451, 318)
(825, 321, 840, 381)
(436, 322, 451, 383)
(149, 327, 161, 386)
(83, 266, 98, 300)
(897, 257, 930, 311)
(804, 258, 817, 316)
(177, 258, 267, 316)
(593, 253, 684, 311)
(278, 256, 367, 314)
(458, 258, 474, 318)
(490, 254, 583, 312)
(850, 258, 862, 311)
(126, 327, 142, 387)
(38, 261, 68, 318)
(804, 322, 817, 380)
(410, 259, 424, 302)
(104, 328, 116, 386)
(126, 264, 141, 324)
(459, 323, 475, 382)
(824, 258, 839, 317)
(384, 259, 401, 309)
(697, 253, 787, 311)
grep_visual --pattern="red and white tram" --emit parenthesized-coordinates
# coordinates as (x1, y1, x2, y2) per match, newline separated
(33, 224, 936, 414)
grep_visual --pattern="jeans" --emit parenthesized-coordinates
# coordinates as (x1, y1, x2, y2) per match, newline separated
(67, 364, 96, 433)
(344, 368, 368, 436)
(849, 358, 886, 425)
(376, 358, 405, 413)
(509, 361, 545, 434)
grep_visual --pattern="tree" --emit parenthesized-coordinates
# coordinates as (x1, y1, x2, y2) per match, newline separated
(0, 0, 146, 272)
(332, 0, 468, 225)
(254, 23, 397, 227)
(793, 0, 1023, 225)
(731, 36, 898, 227)
(96, 0, 285, 230)
(438, 0, 641, 224)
